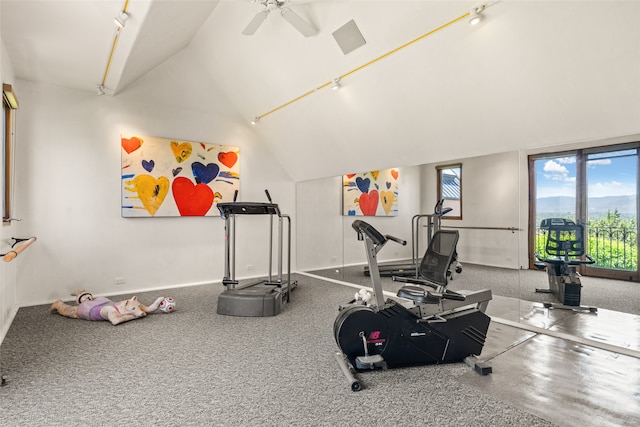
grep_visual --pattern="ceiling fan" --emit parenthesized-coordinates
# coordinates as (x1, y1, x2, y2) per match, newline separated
(242, 0, 318, 37)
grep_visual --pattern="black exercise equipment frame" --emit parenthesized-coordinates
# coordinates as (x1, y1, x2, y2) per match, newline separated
(334, 220, 492, 391)
(216, 190, 296, 317)
(534, 218, 596, 312)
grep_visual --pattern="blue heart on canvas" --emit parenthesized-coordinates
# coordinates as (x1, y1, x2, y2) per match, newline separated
(172, 167, 183, 177)
(386, 181, 391, 189)
(348, 210, 356, 216)
(142, 159, 154, 172)
(192, 162, 219, 184)
(355, 177, 370, 193)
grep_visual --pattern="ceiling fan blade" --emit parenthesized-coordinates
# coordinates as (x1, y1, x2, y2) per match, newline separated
(280, 7, 317, 37)
(242, 10, 270, 36)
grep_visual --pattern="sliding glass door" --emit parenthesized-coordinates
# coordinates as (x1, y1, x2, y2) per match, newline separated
(529, 144, 639, 281)
(584, 149, 638, 280)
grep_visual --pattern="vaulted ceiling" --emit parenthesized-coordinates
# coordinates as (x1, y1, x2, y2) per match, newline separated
(2, 1, 639, 182)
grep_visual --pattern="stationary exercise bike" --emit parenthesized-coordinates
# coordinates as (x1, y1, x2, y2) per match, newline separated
(534, 218, 596, 312)
(334, 220, 493, 391)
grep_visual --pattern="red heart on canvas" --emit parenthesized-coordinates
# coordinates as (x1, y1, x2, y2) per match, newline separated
(218, 151, 238, 168)
(391, 170, 399, 180)
(359, 190, 379, 216)
(346, 174, 356, 179)
(171, 177, 214, 216)
(122, 136, 143, 154)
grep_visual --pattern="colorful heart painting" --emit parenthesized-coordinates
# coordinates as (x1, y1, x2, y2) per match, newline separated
(191, 162, 219, 185)
(359, 190, 379, 216)
(121, 135, 240, 217)
(122, 136, 143, 154)
(171, 177, 214, 216)
(343, 168, 399, 216)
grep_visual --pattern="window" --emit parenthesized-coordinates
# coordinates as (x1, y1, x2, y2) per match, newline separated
(529, 144, 639, 281)
(437, 164, 462, 220)
(3, 83, 19, 223)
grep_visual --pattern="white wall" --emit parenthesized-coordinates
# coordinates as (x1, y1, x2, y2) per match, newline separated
(296, 165, 423, 271)
(1, 37, 20, 344)
(11, 47, 295, 308)
(423, 152, 522, 269)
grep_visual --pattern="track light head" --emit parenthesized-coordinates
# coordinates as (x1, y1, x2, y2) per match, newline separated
(97, 85, 106, 96)
(114, 11, 128, 28)
(331, 78, 342, 90)
(469, 5, 486, 25)
(250, 117, 260, 125)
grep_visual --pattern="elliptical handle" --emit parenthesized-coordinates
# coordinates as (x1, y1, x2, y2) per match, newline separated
(569, 254, 596, 265)
(385, 235, 407, 246)
(434, 199, 444, 214)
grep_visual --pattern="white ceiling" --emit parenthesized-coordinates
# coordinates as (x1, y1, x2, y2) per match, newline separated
(2, 1, 640, 182)
(1, 0, 220, 94)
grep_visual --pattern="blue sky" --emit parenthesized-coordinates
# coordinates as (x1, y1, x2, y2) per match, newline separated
(536, 150, 637, 198)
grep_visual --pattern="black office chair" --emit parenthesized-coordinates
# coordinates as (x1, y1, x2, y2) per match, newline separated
(395, 230, 465, 304)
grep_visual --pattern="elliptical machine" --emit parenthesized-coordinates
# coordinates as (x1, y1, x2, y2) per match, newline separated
(334, 220, 493, 391)
(534, 218, 596, 312)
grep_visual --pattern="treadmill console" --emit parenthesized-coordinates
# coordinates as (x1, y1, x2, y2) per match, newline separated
(217, 202, 280, 217)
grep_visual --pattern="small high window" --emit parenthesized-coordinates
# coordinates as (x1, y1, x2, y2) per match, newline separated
(437, 164, 462, 220)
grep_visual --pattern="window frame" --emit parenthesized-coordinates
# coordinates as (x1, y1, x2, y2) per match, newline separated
(436, 163, 462, 220)
(528, 142, 640, 281)
(3, 83, 18, 224)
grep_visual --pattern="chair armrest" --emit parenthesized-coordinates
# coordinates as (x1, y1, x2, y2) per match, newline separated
(442, 289, 466, 301)
(397, 286, 441, 304)
(392, 276, 438, 290)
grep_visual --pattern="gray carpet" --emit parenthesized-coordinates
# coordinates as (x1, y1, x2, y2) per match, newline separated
(0, 275, 556, 426)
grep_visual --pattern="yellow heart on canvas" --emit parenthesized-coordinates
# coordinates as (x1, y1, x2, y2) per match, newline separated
(126, 175, 170, 216)
(380, 190, 396, 215)
(170, 141, 193, 163)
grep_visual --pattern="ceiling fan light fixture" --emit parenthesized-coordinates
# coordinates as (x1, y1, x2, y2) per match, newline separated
(114, 11, 128, 28)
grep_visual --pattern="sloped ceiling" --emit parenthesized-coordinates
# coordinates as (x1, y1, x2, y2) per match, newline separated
(2, 1, 640, 182)
(1, 0, 220, 94)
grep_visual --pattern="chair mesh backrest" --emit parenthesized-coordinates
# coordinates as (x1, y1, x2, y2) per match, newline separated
(545, 223, 585, 257)
(418, 230, 459, 287)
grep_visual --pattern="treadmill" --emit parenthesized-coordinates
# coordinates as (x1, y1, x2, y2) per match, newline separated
(364, 200, 453, 278)
(216, 190, 296, 317)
